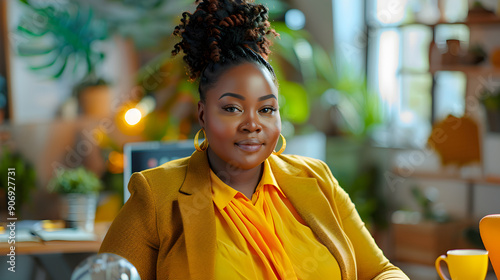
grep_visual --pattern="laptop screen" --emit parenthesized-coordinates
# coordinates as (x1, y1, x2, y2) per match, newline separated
(123, 141, 195, 202)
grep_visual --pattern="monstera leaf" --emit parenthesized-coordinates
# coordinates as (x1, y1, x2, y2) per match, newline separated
(16, 0, 108, 80)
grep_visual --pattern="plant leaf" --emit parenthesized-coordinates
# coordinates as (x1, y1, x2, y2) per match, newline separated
(29, 49, 63, 71)
(15, 1, 108, 80)
(17, 45, 56, 56)
(53, 55, 69, 79)
(17, 25, 45, 37)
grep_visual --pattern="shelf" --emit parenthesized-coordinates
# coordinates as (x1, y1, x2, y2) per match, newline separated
(465, 12, 500, 25)
(399, 65, 500, 76)
(392, 168, 500, 187)
(431, 14, 500, 26)
(429, 64, 500, 75)
(367, 13, 500, 29)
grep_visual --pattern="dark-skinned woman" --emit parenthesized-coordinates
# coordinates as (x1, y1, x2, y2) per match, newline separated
(99, 1, 409, 279)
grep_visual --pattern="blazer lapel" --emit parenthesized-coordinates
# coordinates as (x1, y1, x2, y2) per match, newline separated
(178, 151, 216, 280)
(176, 152, 356, 279)
(269, 155, 356, 280)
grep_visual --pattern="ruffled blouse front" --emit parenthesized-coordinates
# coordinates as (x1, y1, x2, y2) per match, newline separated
(211, 159, 341, 279)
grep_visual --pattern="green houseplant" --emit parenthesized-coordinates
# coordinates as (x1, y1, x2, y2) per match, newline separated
(268, 22, 384, 227)
(16, 0, 111, 118)
(16, 0, 108, 82)
(49, 167, 102, 232)
(270, 21, 382, 137)
(49, 167, 102, 194)
(0, 146, 36, 219)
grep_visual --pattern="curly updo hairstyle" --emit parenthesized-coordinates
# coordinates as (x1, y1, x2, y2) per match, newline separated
(172, 0, 279, 101)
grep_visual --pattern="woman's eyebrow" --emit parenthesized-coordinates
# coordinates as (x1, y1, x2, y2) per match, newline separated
(258, 94, 277, 101)
(219, 92, 245, 100)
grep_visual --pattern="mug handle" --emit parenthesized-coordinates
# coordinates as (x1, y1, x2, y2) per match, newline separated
(435, 255, 450, 280)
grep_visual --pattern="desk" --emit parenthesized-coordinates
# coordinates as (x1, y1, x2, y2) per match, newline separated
(0, 221, 109, 254)
(0, 222, 109, 280)
(0, 240, 101, 255)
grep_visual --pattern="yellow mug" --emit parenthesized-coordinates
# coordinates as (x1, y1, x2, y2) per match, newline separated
(435, 249, 489, 280)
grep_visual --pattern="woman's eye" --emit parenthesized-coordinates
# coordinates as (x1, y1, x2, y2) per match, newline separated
(223, 106, 239, 113)
(260, 107, 277, 114)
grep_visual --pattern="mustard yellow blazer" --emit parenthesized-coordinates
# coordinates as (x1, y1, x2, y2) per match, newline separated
(99, 150, 408, 280)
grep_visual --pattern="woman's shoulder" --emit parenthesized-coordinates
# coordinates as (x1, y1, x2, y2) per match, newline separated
(269, 153, 331, 177)
(141, 156, 191, 177)
(271, 153, 328, 170)
(269, 154, 341, 200)
(130, 156, 192, 194)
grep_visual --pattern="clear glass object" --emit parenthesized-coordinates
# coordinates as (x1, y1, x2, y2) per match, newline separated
(71, 253, 141, 280)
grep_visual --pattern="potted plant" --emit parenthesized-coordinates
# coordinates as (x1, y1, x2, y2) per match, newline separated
(0, 145, 36, 219)
(15, 0, 198, 120)
(48, 167, 102, 232)
(16, 0, 110, 118)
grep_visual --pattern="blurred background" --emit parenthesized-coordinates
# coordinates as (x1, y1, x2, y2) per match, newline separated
(1, 0, 500, 279)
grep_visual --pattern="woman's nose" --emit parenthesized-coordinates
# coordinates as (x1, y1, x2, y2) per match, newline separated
(240, 113, 262, 133)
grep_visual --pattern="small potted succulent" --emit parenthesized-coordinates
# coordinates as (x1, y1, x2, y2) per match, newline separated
(48, 167, 102, 232)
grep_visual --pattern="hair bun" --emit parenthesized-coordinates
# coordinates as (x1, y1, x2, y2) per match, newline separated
(172, 0, 278, 81)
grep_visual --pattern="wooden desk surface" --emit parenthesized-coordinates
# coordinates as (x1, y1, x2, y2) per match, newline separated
(0, 222, 109, 255)
(0, 240, 102, 255)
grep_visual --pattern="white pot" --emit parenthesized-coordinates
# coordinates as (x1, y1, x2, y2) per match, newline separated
(62, 193, 98, 233)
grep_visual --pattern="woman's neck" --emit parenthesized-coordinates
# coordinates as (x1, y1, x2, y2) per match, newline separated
(207, 148, 263, 199)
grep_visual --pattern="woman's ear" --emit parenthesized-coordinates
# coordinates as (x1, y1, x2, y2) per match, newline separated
(197, 100, 206, 128)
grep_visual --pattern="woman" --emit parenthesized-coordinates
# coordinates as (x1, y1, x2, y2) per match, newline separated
(99, 0, 409, 279)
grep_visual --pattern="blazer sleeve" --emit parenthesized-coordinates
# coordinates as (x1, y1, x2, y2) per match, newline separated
(99, 172, 160, 280)
(319, 161, 409, 280)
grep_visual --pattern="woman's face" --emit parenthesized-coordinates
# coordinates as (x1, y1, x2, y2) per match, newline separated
(198, 62, 281, 170)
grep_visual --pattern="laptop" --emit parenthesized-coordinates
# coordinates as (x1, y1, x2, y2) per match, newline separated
(123, 140, 195, 202)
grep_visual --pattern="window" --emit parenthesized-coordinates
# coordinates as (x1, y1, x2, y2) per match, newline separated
(366, 0, 470, 147)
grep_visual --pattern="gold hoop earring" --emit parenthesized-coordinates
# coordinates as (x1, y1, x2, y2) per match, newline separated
(194, 128, 209, 152)
(273, 133, 286, 156)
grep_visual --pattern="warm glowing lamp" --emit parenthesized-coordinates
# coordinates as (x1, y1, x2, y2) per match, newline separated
(124, 108, 142, 125)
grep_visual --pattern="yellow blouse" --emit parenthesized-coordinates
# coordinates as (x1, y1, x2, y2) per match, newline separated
(210, 159, 341, 279)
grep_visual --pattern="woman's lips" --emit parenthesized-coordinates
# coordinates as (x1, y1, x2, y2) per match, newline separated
(235, 139, 263, 152)
(236, 144, 262, 152)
